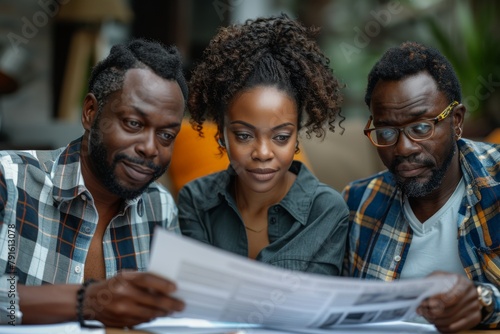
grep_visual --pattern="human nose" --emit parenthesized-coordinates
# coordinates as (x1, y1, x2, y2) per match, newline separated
(393, 128, 421, 156)
(251, 138, 273, 161)
(136, 131, 159, 158)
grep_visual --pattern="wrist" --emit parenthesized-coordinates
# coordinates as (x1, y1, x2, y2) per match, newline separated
(76, 279, 98, 328)
(476, 283, 495, 321)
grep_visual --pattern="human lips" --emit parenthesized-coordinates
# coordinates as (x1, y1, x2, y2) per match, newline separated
(247, 168, 278, 182)
(121, 161, 156, 182)
(395, 162, 428, 178)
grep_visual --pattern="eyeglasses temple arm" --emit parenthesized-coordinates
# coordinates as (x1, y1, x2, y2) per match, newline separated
(363, 116, 373, 133)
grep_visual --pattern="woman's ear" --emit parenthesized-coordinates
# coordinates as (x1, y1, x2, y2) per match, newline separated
(82, 93, 98, 131)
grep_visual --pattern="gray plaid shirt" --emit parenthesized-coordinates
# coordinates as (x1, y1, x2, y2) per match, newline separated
(0, 137, 179, 324)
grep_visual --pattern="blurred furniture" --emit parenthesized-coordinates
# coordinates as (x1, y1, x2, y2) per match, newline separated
(54, 0, 133, 121)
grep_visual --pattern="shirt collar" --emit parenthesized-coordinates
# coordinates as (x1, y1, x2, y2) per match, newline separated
(50, 137, 87, 202)
(279, 161, 319, 224)
(50, 137, 144, 213)
(457, 138, 500, 205)
(204, 161, 318, 225)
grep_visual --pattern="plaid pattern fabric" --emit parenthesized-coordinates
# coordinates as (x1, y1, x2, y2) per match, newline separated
(342, 138, 500, 328)
(0, 137, 179, 286)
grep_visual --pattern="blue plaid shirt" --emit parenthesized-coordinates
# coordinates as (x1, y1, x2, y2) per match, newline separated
(0, 137, 179, 322)
(342, 139, 500, 328)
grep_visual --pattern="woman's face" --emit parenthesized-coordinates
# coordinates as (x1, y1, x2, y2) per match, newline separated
(223, 85, 298, 194)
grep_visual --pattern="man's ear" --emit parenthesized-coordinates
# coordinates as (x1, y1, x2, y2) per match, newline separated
(453, 102, 466, 129)
(453, 103, 466, 140)
(82, 93, 98, 131)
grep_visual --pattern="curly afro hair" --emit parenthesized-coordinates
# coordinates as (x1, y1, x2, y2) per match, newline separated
(365, 41, 461, 107)
(88, 38, 188, 111)
(188, 14, 344, 142)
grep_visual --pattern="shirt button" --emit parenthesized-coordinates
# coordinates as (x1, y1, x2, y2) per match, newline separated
(84, 226, 91, 233)
(270, 217, 276, 224)
(81, 194, 87, 201)
(274, 206, 280, 212)
(75, 266, 82, 274)
(467, 189, 473, 195)
(394, 255, 401, 262)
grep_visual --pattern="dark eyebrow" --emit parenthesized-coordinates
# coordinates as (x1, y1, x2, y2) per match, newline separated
(130, 106, 182, 129)
(229, 120, 295, 130)
(131, 105, 147, 117)
(229, 120, 255, 129)
(375, 108, 430, 127)
(272, 122, 296, 131)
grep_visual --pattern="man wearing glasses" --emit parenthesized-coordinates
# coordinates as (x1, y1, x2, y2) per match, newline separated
(342, 41, 499, 332)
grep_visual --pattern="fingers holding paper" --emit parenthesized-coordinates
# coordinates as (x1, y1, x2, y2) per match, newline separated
(84, 271, 185, 328)
(417, 272, 481, 333)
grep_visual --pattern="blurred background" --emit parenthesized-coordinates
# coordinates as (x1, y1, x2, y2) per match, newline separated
(0, 0, 499, 193)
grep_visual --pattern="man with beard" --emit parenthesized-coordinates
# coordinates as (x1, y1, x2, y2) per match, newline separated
(342, 41, 500, 332)
(0, 39, 186, 327)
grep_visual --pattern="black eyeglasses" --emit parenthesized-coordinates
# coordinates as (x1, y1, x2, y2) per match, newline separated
(364, 101, 458, 147)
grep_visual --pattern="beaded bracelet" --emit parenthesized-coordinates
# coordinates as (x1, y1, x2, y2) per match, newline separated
(76, 279, 96, 328)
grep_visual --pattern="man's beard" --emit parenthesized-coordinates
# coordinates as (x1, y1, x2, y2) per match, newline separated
(390, 137, 456, 198)
(88, 117, 167, 200)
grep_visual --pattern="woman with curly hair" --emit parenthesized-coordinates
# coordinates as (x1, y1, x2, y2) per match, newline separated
(178, 14, 348, 275)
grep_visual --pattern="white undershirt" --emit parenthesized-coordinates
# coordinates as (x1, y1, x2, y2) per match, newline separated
(400, 178, 467, 279)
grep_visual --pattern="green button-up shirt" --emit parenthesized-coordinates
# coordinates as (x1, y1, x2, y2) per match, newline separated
(178, 161, 349, 276)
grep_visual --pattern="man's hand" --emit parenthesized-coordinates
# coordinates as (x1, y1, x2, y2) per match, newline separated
(417, 272, 481, 333)
(84, 271, 185, 328)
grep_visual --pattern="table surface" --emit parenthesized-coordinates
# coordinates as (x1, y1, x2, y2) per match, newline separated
(105, 328, 498, 334)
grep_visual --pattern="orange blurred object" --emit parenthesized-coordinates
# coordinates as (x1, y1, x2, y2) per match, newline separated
(485, 128, 500, 144)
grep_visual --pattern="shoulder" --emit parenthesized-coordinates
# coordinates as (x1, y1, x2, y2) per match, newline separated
(143, 181, 176, 206)
(459, 138, 500, 164)
(286, 162, 349, 218)
(343, 169, 395, 191)
(342, 170, 396, 207)
(309, 182, 349, 219)
(178, 169, 229, 204)
(0, 149, 43, 168)
(0, 148, 64, 180)
(459, 139, 500, 181)
(291, 161, 342, 199)
(141, 182, 178, 227)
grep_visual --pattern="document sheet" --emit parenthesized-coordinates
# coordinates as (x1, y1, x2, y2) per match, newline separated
(148, 228, 456, 329)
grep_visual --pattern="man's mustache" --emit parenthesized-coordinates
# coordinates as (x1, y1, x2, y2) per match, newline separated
(114, 153, 163, 176)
